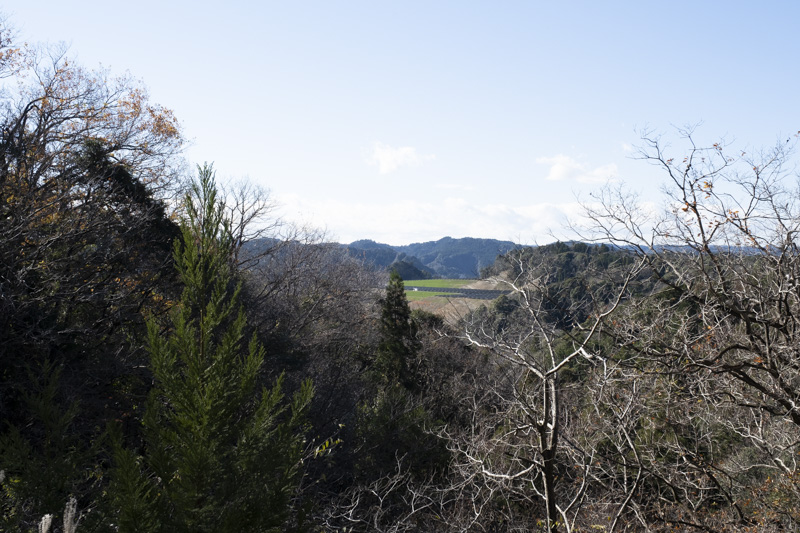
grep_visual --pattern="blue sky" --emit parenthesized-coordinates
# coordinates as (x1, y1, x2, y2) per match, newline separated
(5, 2, 799, 244)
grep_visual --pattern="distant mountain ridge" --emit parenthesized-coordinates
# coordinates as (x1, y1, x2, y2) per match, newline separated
(242, 236, 519, 279)
(345, 237, 516, 279)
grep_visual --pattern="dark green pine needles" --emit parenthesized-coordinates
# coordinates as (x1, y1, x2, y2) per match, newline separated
(109, 165, 312, 533)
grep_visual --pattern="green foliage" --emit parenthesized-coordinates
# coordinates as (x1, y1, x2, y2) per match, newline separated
(0, 361, 97, 532)
(389, 259, 432, 280)
(356, 273, 449, 481)
(482, 242, 644, 330)
(107, 429, 163, 533)
(355, 386, 448, 480)
(372, 271, 421, 391)
(109, 165, 313, 533)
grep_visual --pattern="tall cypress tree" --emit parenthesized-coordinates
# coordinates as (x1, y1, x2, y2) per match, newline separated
(109, 165, 312, 533)
(356, 271, 448, 481)
(373, 271, 421, 391)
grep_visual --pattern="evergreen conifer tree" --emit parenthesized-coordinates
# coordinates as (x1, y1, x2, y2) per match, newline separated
(109, 165, 312, 533)
(357, 271, 447, 480)
(373, 271, 421, 391)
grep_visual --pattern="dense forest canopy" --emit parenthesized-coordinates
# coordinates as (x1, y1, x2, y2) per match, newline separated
(3, 14, 800, 533)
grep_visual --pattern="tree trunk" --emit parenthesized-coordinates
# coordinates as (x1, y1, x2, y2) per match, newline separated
(541, 375, 560, 533)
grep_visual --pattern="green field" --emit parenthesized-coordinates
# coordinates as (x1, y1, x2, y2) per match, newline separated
(403, 279, 473, 288)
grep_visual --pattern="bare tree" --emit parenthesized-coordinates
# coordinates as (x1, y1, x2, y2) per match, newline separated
(582, 128, 800, 530)
(447, 247, 642, 532)
(219, 178, 285, 268)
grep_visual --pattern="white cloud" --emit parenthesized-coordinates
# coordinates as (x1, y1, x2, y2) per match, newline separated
(276, 192, 595, 245)
(536, 154, 618, 184)
(434, 183, 475, 192)
(368, 142, 435, 174)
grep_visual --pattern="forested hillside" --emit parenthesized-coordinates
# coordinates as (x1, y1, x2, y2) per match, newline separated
(345, 237, 516, 279)
(4, 16, 800, 533)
